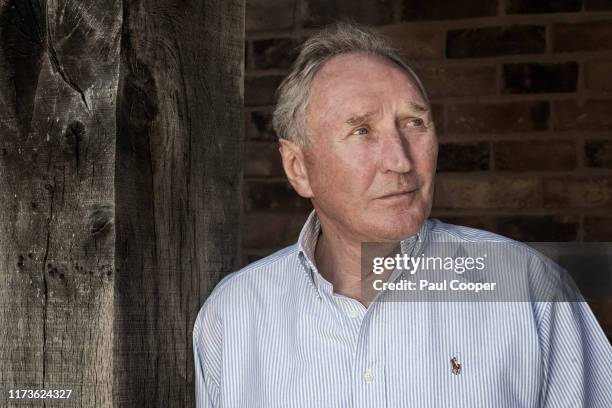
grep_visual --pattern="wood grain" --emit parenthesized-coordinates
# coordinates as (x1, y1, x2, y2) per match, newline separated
(0, 0, 244, 406)
(114, 0, 244, 406)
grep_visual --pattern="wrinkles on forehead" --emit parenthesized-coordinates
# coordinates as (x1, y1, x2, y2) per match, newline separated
(343, 101, 428, 125)
(305, 53, 428, 138)
(345, 111, 377, 126)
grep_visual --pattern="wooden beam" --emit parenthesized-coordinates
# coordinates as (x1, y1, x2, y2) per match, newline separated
(114, 0, 244, 406)
(0, 0, 244, 406)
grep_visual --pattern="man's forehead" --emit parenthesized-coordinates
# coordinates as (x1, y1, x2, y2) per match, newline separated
(310, 53, 426, 111)
(315, 56, 384, 90)
(343, 101, 428, 125)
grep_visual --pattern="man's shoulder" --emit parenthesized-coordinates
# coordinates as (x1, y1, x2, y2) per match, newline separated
(428, 218, 560, 268)
(429, 218, 580, 300)
(195, 244, 300, 319)
(428, 218, 518, 244)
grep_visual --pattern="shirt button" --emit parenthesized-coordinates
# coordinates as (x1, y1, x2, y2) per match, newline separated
(363, 369, 374, 383)
(349, 310, 358, 319)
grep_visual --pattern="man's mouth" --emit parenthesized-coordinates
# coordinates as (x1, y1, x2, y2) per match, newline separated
(377, 188, 419, 200)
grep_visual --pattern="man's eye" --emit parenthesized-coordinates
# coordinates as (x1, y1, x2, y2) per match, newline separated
(353, 127, 369, 135)
(406, 118, 425, 127)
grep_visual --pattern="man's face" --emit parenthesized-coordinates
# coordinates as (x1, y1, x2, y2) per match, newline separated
(286, 52, 438, 243)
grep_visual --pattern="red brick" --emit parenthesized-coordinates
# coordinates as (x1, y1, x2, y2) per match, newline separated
(507, 0, 581, 14)
(544, 177, 612, 208)
(246, 0, 297, 32)
(253, 38, 301, 70)
(431, 103, 445, 135)
(416, 65, 497, 99)
(585, 140, 612, 168)
(554, 21, 612, 53)
(553, 100, 612, 131)
(245, 110, 277, 141)
(586, 0, 612, 10)
(402, 0, 497, 21)
(377, 25, 446, 60)
(447, 26, 546, 58)
(437, 142, 490, 172)
(495, 215, 579, 241)
(244, 142, 284, 177)
(434, 176, 542, 209)
(494, 140, 577, 171)
(300, 0, 394, 28)
(585, 217, 612, 241)
(434, 215, 579, 242)
(585, 60, 612, 92)
(244, 180, 313, 212)
(243, 212, 310, 249)
(502, 62, 578, 94)
(447, 101, 549, 134)
(245, 76, 283, 107)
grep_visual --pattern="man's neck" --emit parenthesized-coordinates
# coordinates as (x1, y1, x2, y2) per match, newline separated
(313, 218, 397, 308)
(314, 228, 367, 305)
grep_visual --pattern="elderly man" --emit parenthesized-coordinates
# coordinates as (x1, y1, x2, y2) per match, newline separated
(193, 22, 612, 407)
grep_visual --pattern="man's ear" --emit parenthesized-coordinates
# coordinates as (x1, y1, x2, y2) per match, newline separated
(278, 139, 314, 198)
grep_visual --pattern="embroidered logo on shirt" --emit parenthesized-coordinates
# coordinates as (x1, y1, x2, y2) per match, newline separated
(450, 357, 462, 375)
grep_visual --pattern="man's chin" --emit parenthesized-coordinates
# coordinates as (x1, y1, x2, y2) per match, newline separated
(365, 212, 427, 242)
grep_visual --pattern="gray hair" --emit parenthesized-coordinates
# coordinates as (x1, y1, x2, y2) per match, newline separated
(272, 21, 429, 148)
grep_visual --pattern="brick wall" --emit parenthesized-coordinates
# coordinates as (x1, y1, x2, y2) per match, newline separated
(243, 0, 612, 335)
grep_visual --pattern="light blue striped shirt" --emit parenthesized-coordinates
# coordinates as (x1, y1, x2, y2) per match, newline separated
(193, 210, 612, 407)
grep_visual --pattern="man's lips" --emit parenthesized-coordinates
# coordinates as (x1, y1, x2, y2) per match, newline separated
(377, 188, 419, 199)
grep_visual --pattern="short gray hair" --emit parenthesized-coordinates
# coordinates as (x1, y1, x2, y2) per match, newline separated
(272, 21, 429, 148)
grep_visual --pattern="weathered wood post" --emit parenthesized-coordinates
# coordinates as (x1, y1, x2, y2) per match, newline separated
(114, 0, 244, 406)
(0, 0, 244, 406)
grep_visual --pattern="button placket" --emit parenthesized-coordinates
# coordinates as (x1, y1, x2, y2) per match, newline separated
(351, 303, 388, 408)
(363, 368, 374, 383)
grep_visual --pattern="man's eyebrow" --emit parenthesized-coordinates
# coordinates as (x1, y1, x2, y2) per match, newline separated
(407, 101, 428, 113)
(345, 111, 377, 126)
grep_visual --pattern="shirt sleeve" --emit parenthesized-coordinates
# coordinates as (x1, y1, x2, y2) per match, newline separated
(193, 295, 224, 408)
(537, 299, 612, 407)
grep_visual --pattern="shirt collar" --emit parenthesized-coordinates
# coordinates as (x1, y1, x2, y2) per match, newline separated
(297, 209, 431, 299)
(296, 210, 322, 297)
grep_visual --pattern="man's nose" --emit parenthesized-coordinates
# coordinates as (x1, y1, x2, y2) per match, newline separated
(379, 125, 412, 174)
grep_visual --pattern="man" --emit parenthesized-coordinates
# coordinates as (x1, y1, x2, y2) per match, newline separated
(193, 22, 612, 407)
